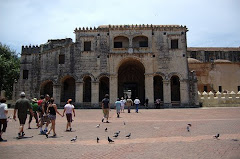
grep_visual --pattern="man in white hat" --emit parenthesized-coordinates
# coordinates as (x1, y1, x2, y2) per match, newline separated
(14, 92, 33, 138)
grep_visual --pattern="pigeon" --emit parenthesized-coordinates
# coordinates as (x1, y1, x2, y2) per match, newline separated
(114, 131, 120, 135)
(213, 134, 220, 139)
(123, 121, 126, 125)
(105, 128, 108, 132)
(96, 124, 100, 128)
(187, 126, 190, 132)
(126, 133, 131, 138)
(108, 136, 114, 143)
(97, 137, 99, 143)
(113, 134, 118, 138)
(187, 124, 192, 127)
(71, 136, 77, 142)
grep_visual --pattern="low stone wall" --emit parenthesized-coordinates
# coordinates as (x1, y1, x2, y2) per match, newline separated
(198, 91, 240, 107)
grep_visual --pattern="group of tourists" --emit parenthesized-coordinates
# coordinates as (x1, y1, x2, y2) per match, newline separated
(0, 92, 75, 140)
(102, 94, 143, 121)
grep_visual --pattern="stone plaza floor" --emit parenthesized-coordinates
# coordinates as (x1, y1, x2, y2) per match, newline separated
(1, 107, 240, 159)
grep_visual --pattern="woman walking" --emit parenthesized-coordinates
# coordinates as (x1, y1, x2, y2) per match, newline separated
(115, 98, 121, 118)
(45, 98, 63, 138)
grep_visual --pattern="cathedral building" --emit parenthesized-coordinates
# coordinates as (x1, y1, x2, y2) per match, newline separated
(14, 24, 240, 108)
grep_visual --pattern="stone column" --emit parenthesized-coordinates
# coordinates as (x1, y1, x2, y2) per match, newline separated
(109, 74, 118, 106)
(180, 80, 190, 106)
(91, 81, 99, 107)
(53, 84, 61, 107)
(145, 74, 154, 107)
(75, 82, 83, 104)
(163, 79, 171, 107)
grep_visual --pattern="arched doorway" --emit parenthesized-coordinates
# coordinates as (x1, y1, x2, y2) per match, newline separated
(99, 76, 109, 102)
(83, 76, 91, 102)
(61, 77, 75, 102)
(154, 76, 163, 102)
(118, 59, 145, 102)
(40, 81, 53, 97)
(171, 75, 180, 102)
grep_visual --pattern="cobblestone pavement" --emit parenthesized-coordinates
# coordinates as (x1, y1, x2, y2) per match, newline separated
(1, 107, 240, 159)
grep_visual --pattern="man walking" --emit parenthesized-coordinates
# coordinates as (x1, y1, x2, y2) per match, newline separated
(134, 97, 140, 113)
(13, 92, 33, 138)
(102, 94, 110, 123)
(0, 98, 8, 141)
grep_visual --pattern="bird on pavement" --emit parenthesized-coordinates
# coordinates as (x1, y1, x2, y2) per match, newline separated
(96, 124, 100, 128)
(123, 121, 126, 125)
(71, 136, 77, 142)
(126, 133, 131, 138)
(97, 137, 99, 143)
(108, 136, 114, 143)
(114, 131, 120, 135)
(213, 134, 220, 139)
(113, 134, 118, 138)
(187, 126, 190, 132)
(105, 128, 108, 132)
(187, 124, 192, 127)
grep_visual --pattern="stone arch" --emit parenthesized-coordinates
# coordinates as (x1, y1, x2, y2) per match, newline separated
(60, 76, 76, 102)
(132, 35, 148, 48)
(40, 80, 53, 97)
(118, 58, 145, 101)
(153, 75, 164, 102)
(99, 76, 109, 102)
(96, 73, 110, 81)
(170, 75, 180, 102)
(168, 72, 184, 81)
(114, 36, 129, 48)
(80, 73, 95, 82)
(83, 76, 91, 102)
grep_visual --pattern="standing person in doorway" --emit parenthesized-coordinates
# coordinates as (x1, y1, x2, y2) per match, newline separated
(134, 97, 140, 113)
(126, 97, 133, 113)
(63, 99, 75, 131)
(102, 94, 110, 123)
(0, 98, 8, 141)
(145, 98, 149, 109)
(115, 98, 121, 118)
(45, 98, 63, 138)
(13, 92, 34, 138)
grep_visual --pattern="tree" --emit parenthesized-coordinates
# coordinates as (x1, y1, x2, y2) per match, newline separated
(0, 43, 20, 99)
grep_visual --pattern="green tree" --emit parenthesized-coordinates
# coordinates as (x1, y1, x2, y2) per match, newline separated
(0, 43, 20, 99)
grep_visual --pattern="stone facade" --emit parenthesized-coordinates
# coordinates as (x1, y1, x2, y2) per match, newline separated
(14, 24, 199, 108)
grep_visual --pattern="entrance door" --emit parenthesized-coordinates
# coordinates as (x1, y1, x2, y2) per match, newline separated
(123, 83, 138, 99)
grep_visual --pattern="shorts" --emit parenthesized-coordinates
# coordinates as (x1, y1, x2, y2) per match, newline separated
(19, 117, 27, 125)
(0, 119, 7, 132)
(66, 113, 73, 122)
(103, 109, 109, 118)
(41, 115, 50, 123)
(48, 114, 56, 120)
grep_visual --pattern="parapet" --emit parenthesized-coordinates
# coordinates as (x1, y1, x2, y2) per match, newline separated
(74, 24, 188, 33)
(22, 45, 41, 54)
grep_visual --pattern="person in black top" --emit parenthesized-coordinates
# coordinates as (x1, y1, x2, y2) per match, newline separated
(101, 94, 110, 123)
(45, 98, 63, 138)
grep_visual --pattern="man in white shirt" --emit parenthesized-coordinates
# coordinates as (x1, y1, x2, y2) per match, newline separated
(134, 97, 140, 113)
(63, 99, 75, 131)
(0, 98, 8, 141)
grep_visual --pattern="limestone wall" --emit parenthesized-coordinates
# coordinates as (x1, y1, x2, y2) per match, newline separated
(198, 91, 240, 107)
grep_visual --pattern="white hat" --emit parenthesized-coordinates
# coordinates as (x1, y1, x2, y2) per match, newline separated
(20, 92, 25, 97)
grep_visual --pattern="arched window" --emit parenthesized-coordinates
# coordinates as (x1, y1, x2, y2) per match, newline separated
(99, 76, 109, 102)
(133, 36, 148, 48)
(61, 77, 76, 102)
(114, 36, 129, 48)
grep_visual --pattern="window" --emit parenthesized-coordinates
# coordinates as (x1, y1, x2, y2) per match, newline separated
(59, 55, 65, 64)
(84, 41, 91, 51)
(171, 39, 178, 49)
(23, 70, 29, 79)
(204, 86, 208, 92)
(219, 86, 222, 92)
(139, 41, 148, 47)
(114, 42, 122, 48)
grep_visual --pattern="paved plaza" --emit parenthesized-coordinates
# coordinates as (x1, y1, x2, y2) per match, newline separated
(1, 107, 240, 159)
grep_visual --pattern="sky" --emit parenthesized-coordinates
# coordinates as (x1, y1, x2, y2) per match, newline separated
(0, 0, 239, 54)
